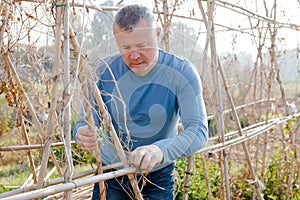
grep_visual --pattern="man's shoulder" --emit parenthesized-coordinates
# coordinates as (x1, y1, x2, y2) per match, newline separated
(159, 50, 196, 73)
(159, 49, 186, 62)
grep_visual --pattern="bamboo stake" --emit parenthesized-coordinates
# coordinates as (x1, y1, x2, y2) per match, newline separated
(286, 126, 296, 200)
(91, 70, 143, 200)
(211, 23, 231, 199)
(0, 162, 123, 199)
(68, 20, 107, 199)
(264, 1, 295, 197)
(265, 0, 287, 114)
(3, 167, 138, 200)
(182, 155, 194, 200)
(250, 21, 268, 200)
(36, 0, 63, 189)
(0, 141, 76, 151)
(202, 0, 231, 198)
(198, 0, 226, 198)
(68, 25, 143, 199)
(62, 1, 74, 198)
(293, 117, 300, 183)
(72, 41, 107, 200)
(46, 184, 93, 200)
(259, 0, 278, 186)
(200, 153, 214, 200)
(45, 166, 57, 181)
(1, 50, 63, 185)
(212, 42, 231, 199)
(19, 111, 38, 184)
(202, 1, 266, 197)
(162, 0, 170, 51)
(198, 2, 266, 197)
(222, 99, 276, 116)
(71, 184, 93, 199)
(254, 27, 269, 199)
(246, 6, 269, 199)
(217, 59, 265, 199)
(23, 166, 41, 187)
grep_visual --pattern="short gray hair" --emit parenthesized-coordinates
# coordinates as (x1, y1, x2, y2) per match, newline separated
(114, 4, 156, 32)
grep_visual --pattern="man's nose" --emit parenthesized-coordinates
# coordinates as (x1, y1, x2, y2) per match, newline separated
(129, 49, 140, 59)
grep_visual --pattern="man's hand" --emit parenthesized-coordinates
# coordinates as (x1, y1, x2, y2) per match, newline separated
(128, 144, 163, 173)
(76, 125, 98, 151)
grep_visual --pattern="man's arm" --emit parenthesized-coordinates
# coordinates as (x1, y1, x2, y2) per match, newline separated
(154, 67, 208, 163)
(128, 63, 208, 172)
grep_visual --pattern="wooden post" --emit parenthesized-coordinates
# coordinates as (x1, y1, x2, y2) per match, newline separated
(62, 1, 74, 199)
(69, 25, 143, 199)
(35, 0, 64, 189)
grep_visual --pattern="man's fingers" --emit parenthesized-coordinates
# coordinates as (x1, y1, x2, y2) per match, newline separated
(129, 145, 163, 173)
(77, 133, 96, 143)
(139, 154, 156, 172)
(130, 148, 146, 168)
(76, 126, 98, 151)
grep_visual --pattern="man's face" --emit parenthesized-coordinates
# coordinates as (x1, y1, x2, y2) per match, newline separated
(113, 19, 161, 76)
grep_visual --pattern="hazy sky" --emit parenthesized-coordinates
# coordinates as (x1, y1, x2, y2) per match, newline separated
(15, 0, 300, 59)
(117, 0, 300, 56)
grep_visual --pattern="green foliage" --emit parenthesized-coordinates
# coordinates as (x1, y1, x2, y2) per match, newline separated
(208, 118, 217, 137)
(50, 116, 97, 167)
(174, 149, 300, 199)
(229, 164, 254, 198)
(175, 155, 222, 199)
(263, 148, 300, 199)
(0, 165, 31, 193)
(70, 143, 96, 166)
(283, 118, 297, 132)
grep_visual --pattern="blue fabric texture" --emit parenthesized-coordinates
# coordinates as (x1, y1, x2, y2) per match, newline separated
(73, 49, 208, 169)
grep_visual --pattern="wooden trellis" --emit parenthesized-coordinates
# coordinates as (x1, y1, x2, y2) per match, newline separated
(0, 0, 299, 199)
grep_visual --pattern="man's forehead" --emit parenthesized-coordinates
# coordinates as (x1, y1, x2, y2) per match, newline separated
(115, 26, 155, 34)
(114, 27, 155, 42)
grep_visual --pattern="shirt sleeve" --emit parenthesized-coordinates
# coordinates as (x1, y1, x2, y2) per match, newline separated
(72, 98, 101, 142)
(153, 63, 208, 163)
(72, 61, 108, 141)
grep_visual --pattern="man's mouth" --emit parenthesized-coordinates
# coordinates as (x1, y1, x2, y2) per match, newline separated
(131, 61, 145, 67)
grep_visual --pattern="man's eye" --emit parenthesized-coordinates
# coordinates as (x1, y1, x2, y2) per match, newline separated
(137, 43, 148, 48)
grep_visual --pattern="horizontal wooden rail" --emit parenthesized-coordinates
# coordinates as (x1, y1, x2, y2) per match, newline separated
(3, 167, 138, 200)
(1, 113, 299, 200)
(0, 162, 123, 199)
(0, 141, 76, 152)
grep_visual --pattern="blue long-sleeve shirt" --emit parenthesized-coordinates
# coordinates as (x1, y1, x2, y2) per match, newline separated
(73, 49, 208, 170)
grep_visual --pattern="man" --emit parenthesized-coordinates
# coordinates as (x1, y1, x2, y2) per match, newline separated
(73, 4, 208, 199)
